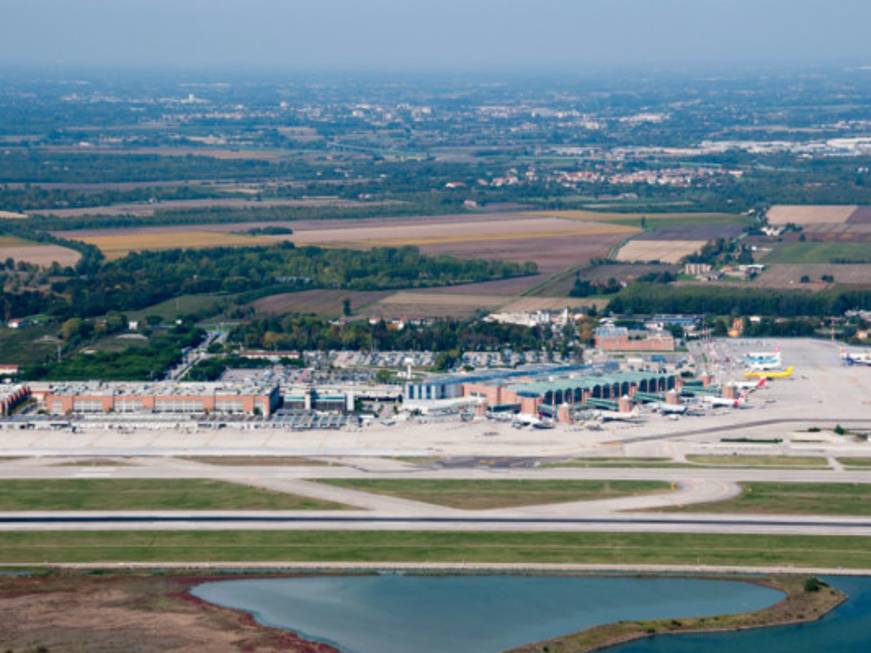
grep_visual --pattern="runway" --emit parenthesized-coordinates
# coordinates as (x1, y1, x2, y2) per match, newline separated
(4, 512, 871, 536)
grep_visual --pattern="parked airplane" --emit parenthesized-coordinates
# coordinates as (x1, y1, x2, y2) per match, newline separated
(702, 395, 746, 408)
(841, 349, 871, 367)
(747, 360, 782, 372)
(745, 350, 781, 367)
(649, 401, 688, 415)
(587, 409, 644, 422)
(512, 414, 555, 429)
(732, 378, 767, 392)
(744, 366, 795, 380)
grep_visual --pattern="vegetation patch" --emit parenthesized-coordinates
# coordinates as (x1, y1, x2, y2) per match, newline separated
(666, 482, 871, 516)
(313, 479, 670, 510)
(0, 479, 351, 511)
(686, 455, 829, 468)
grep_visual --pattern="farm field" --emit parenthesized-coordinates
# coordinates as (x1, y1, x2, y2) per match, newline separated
(762, 242, 871, 264)
(67, 229, 276, 259)
(754, 264, 871, 287)
(124, 293, 239, 323)
(0, 325, 60, 366)
(30, 196, 385, 218)
(0, 236, 81, 267)
(801, 223, 871, 241)
(527, 210, 746, 228)
(290, 216, 635, 248)
(361, 291, 507, 319)
(498, 296, 605, 312)
(0, 210, 27, 219)
(615, 239, 707, 264)
(416, 275, 548, 296)
(767, 205, 859, 225)
(251, 289, 390, 317)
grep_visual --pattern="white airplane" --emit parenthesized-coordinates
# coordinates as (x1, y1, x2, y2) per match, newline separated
(747, 360, 782, 372)
(732, 378, 767, 393)
(842, 349, 871, 367)
(649, 402, 688, 415)
(702, 395, 746, 409)
(745, 351, 781, 367)
(581, 408, 643, 422)
(512, 414, 555, 429)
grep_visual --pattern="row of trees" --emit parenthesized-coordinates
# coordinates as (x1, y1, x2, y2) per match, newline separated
(609, 284, 871, 317)
(231, 315, 549, 353)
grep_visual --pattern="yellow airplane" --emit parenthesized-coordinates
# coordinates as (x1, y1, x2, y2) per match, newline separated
(744, 366, 795, 380)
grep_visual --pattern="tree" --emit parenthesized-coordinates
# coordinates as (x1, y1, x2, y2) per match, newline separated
(342, 297, 352, 317)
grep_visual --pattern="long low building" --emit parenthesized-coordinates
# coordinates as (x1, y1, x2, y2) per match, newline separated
(41, 381, 281, 417)
(464, 370, 677, 416)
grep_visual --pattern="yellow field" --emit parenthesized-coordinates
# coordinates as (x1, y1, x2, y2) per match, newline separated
(70, 231, 277, 259)
(291, 218, 636, 249)
(615, 239, 707, 264)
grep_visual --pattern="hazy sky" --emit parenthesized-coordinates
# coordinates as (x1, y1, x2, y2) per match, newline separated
(2, 0, 870, 72)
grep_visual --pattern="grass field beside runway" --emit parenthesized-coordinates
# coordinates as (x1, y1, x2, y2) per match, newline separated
(0, 479, 350, 511)
(3, 531, 871, 567)
(665, 482, 871, 516)
(313, 479, 670, 510)
(686, 455, 829, 468)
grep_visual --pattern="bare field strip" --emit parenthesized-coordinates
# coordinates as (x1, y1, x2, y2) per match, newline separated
(499, 296, 607, 312)
(40, 145, 288, 161)
(803, 223, 871, 241)
(0, 210, 27, 219)
(755, 264, 871, 287)
(290, 217, 635, 249)
(767, 205, 858, 225)
(69, 231, 276, 259)
(362, 292, 508, 319)
(417, 275, 548, 296)
(0, 240, 81, 267)
(615, 239, 707, 264)
(421, 234, 626, 274)
(251, 289, 391, 316)
(526, 210, 737, 223)
(31, 197, 385, 218)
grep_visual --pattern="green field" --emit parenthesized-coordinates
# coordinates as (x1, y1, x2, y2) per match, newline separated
(542, 458, 693, 469)
(763, 242, 871, 264)
(686, 455, 829, 468)
(314, 479, 670, 509)
(124, 292, 239, 323)
(0, 324, 60, 366)
(0, 479, 350, 511)
(838, 458, 871, 468)
(667, 482, 871, 516)
(2, 530, 871, 567)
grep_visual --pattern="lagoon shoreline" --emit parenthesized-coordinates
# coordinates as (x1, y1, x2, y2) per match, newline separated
(0, 568, 850, 653)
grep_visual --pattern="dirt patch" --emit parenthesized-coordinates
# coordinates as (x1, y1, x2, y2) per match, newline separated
(615, 240, 707, 264)
(361, 291, 508, 319)
(767, 205, 858, 225)
(0, 572, 337, 653)
(0, 242, 81, 267)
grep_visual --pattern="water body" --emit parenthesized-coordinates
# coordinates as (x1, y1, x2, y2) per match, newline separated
(192, 575, 782, 653)
(611, 576, 871, 653)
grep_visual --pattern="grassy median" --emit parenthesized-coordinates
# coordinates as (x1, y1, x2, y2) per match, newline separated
(3, 531, 871, 567)
(313, 479, 670, 509)
(666, 482, 871, 516)
(686, 455, 829, 468)
(0, 479, 350, 511)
